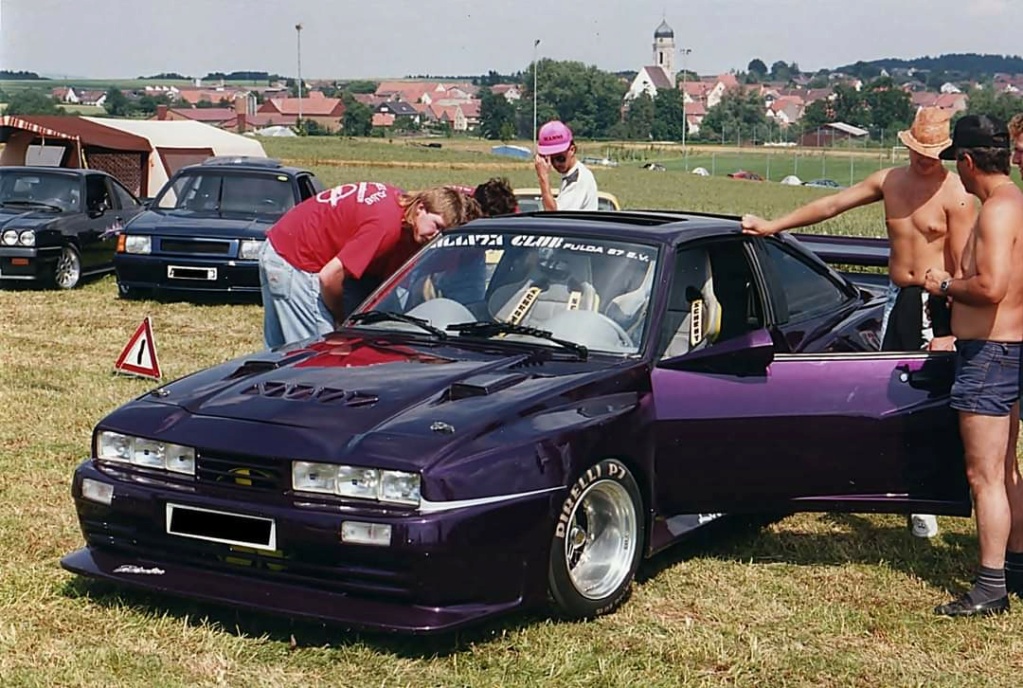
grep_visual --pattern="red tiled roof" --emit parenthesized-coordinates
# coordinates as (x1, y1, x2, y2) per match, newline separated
(259, 96, 344, 117)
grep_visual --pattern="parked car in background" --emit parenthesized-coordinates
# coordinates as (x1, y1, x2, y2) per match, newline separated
(114, 157, 323, 299)
(0, 167, 143, 289)
(514, 188, 621, 212)
(727, 170, 765, 181)
(804, 179, 844, 189)
(62, 210, 968, 634)
(579, 156, 619, 168)
(642, 162, 667, 172)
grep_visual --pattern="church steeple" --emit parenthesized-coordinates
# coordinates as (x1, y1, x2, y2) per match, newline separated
(653, 20, 675, 80)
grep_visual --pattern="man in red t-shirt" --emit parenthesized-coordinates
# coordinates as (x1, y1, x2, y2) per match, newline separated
(259, 181, 480, 348)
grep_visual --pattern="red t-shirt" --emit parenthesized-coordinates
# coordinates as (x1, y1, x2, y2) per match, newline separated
(267, 182, 417, 280)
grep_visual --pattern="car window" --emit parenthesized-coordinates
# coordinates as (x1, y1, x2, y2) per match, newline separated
(154, 171, 294, 215)
(86, 175, 113, 213)
(658, 240, 764, 359)
(297, 174, 320, 200)
(0, 172, 80, 211)
(761, 240, 851, 323)
(219, 174, 295, 214)
(363, 231, 659, 355)
(109, 179, 140, 210)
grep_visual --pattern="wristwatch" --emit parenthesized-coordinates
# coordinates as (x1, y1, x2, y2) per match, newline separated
(939, 277, 952, 294)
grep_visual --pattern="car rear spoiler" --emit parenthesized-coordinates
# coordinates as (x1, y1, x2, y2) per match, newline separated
(791, 232, 889, 268)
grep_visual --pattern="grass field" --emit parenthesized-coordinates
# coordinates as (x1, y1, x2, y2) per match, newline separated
(258, 137, 892, 237)
(4, 140, 1023, 688)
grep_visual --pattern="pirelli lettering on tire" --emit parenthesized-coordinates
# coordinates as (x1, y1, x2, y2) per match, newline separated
(555, 460, 629, 539)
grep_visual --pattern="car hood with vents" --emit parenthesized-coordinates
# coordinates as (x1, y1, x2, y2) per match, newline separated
(96, 331, 638, 473)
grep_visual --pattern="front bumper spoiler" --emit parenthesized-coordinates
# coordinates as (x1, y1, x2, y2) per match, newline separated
(61, 546, 522, 635)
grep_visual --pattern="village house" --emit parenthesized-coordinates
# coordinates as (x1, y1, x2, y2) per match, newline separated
(257, 91, 345, 132)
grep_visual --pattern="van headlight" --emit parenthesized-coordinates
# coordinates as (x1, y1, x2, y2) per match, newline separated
(292, 462, 420, 506)
(238, 239, 264, 260)
(95, 430, 195, 475)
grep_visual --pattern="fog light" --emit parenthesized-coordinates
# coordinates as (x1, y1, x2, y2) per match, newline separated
(340, 521, 392, 546)
(82, 478, 114, 506)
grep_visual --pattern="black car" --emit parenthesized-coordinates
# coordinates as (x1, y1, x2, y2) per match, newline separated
(0, 167, 143, 289)
(114, 157, 323, 299)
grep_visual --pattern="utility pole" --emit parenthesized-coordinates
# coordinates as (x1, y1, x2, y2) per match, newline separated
(533, 39, 541, 147)
(296, 23, 303, 127)
(679, 47, 692, 171)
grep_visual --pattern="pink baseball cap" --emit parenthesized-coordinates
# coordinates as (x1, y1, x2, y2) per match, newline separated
(537, 120, 573, 156)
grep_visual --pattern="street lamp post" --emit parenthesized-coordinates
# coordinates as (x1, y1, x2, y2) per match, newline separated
(679, 47, 692, 171)
(295, 23, 303, 126)
(532, 39, 541, 146)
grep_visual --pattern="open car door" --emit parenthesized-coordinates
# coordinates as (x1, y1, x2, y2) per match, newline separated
(650, 237, 970, 519)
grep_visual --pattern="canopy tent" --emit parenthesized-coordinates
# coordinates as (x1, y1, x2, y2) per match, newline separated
(84, 118, 267, 195)
(0, 115, 152, 194)
(0, 115, 267, 197)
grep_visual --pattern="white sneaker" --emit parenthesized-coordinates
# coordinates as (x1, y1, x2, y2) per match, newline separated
(909, 514, 939, 538)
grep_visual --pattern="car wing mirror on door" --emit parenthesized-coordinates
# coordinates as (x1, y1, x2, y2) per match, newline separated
(657, 328, 775, 376)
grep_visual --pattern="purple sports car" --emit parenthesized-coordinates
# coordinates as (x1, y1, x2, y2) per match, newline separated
(61, 210, 969, 633)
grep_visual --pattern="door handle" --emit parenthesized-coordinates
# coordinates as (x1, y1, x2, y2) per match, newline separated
(896, 363, 950, 391)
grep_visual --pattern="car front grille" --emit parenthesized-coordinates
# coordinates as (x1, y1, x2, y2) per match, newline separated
(196, 451, 285, 491)
(159, 238, 232, 255)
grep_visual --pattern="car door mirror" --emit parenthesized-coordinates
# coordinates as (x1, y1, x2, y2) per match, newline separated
(657, 328, 775, 376)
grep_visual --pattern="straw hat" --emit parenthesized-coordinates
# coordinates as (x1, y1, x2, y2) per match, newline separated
(898, 107, 952, 159)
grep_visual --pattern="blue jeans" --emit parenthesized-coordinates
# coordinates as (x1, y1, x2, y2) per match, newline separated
(259, 241, 334, 349)
(951, 339, 1022, 416)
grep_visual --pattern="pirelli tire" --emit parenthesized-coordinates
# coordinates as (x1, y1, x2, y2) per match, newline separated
(547, 458, 643, 620)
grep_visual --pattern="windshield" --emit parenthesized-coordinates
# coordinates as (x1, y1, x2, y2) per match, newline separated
(361, 231, 659, 355)
(154, 171, 295, 216)
(0, 171, 80, 211)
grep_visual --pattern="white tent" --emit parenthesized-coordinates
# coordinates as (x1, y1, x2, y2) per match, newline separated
(780, 174, 803, 186)
(83, 117, 267, 195)
(253, 125, 298, 138)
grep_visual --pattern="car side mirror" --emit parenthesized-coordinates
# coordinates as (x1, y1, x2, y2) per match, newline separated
(657, 328, 775, 376)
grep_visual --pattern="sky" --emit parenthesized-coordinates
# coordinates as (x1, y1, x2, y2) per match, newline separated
(0, 0, 1018, 81)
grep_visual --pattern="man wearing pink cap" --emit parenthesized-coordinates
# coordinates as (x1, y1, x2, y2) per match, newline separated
(533, 120, 599, 211)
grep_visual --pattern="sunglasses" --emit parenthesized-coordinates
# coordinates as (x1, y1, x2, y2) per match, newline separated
(550, 153, 568, 164)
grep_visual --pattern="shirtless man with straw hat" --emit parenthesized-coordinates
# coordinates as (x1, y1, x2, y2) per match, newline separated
(742, 106, 976, 538)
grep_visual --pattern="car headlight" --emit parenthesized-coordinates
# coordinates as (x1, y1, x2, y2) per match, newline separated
(95, 430, 196, 475)
(123, 235, 152, 254)
(2, 229, 18, 246)
(292, 462, 421, 506)
(18, 230, 34, 247)
(238, 239, 264, 260)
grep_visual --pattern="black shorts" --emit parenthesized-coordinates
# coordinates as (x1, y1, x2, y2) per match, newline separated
(881, 285, 952, 351)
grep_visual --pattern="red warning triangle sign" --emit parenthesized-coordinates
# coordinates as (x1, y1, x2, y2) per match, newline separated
(114, 316, 162, 380)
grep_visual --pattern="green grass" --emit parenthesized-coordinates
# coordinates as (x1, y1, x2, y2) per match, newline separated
(3, 140, 1021, 687)
(259, 137, 890, 237)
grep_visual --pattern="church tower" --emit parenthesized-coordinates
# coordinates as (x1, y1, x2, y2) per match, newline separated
(653, 19, 675, 81)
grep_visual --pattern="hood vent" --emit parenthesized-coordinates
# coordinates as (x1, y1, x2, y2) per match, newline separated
(448, 372, 527, 400)
(225, 351, 316, 380)
(240, 381, 379, 407)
